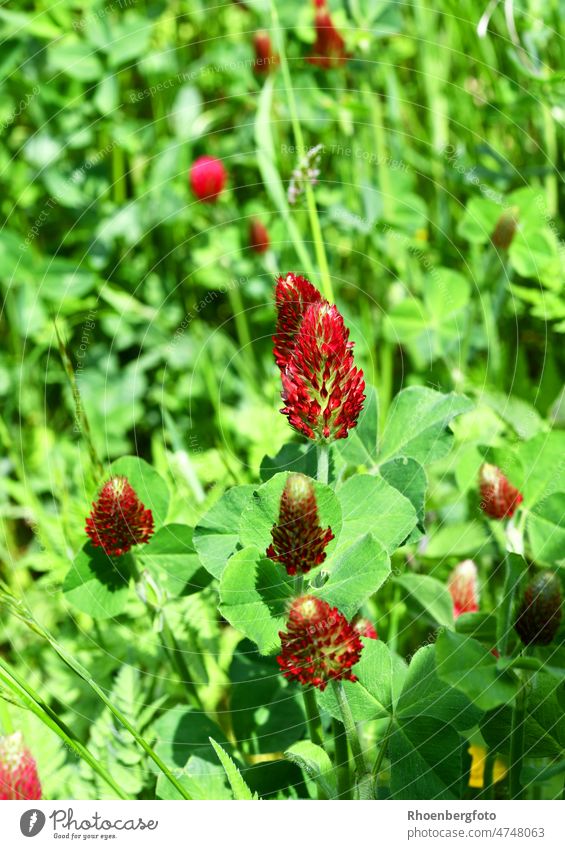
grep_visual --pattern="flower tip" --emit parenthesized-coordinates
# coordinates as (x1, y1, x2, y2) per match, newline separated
(448, 559, 479, 618)
(353, 616, 378, 640)
(479, 463, 523, 520)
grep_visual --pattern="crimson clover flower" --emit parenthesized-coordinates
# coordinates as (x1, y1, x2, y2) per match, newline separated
(448, 559, 479, 618)
(190, 155, 227, 202)
(280, 299, 365, 441)
(277, 596, 363, 691)
(253, 31, 278, 74)
(85, 476, 154, 557)
(266, 473, 334, 576)
(249, 218, 270, 254)
(307, 0, 348, 68)
(479, 463, 523, 519)
(491, 207, 519, 250)
(273, 272, 323, 370)
(515, 571, 562, 646)
(353, 616, 378, 640)
(0, 732, 41, 800)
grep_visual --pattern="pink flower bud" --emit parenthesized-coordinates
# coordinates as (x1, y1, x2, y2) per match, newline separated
(479, 463, 523, 520)
(0, 732, 41, 800)
(448, 560, 479, 618)
(190, 155, 227, 202)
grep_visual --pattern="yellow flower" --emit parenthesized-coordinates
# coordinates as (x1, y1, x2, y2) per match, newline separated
(468, 745, 507, 788)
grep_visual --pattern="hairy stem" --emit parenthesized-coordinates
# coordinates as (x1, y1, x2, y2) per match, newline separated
(332, 681, 374, 799)
(333, 717, 350, 799)
(373, 714, 394, 796)
(302, 686, 323, 748)
(509, 658, 531, 800)
(317, 442, 329, 485)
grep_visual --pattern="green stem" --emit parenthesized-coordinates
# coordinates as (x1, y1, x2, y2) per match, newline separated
(509, 661, 531, 800)
(497, 550, 527, 657)
(373, 714, 394, 795)
(227, 281, 257, 385)
(302, 687, 323, 748)
(132, 557, 201, 708)
(316, 442, 329, 485)
(161, 617, 200, 707)
(270, 0, 333, 302)
(53, 320, 104, 483)
(332, 681, 374, 799)
(378, 340, 394, 430)
(541, 102, 558, 217)
(333, 718, 350, 799)
(294, 574, 304, 596)
(0, 695, 14, 733)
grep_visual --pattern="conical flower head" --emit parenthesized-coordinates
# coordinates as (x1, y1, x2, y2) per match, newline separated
(479, 463, 523, 519)
(253, 30, 278, 74)
(281, 301, 365, 441)
(491, 207, 519, 250)
(515, 571, 562, 646)
(249, 218, 270, 254)
(85, 476, 154, 557)
(266, 473, 334, 576)
(273, 273, 323, 369)
(189, 155, 227, 202)
(0, 732, 41, 800)
(353, 616, 378, 640)
(277, 596, 363, 690)
(448, 560, 479, 618)
(307, 0, 348, 68)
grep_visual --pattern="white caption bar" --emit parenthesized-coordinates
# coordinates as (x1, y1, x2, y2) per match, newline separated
(1, 800, 562, 848)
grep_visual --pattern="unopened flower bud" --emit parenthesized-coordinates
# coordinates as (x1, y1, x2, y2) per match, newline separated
(479, 463, 523, 520)
(448, 560, 479, 618)
(515, 571, 562, 646)
(267, 473, 334, 576)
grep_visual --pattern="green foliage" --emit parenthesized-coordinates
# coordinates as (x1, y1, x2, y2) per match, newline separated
(436, 630, 517, 711)
(219, 546, 293, 655)
(285, 740, 337, 800)
(209, 739, 259, 801)
(194, 486, 255, 579)
(78, 665, 156, 799)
